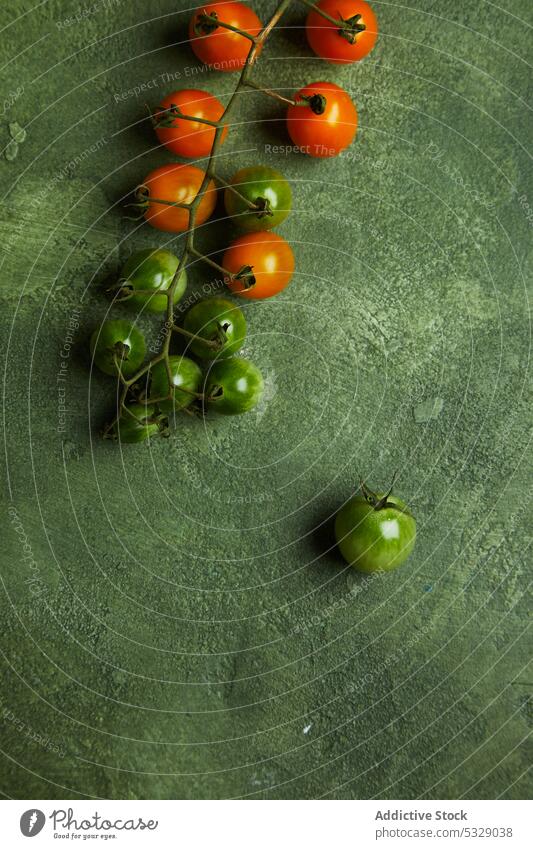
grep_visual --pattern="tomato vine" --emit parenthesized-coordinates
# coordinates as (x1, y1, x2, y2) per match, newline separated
(95, 0, 375, 440)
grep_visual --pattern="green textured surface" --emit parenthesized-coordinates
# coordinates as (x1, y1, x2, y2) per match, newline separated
(1, 0, 531, 800)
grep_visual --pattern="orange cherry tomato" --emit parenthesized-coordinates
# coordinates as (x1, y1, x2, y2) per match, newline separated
(306, 0, 378, 65)
(286, 81, 357, 158)
(154, 89, 228, 158)
(140, 164, 217, 233)
(188, 1, 263, 72)
(223, 231, 295, 299)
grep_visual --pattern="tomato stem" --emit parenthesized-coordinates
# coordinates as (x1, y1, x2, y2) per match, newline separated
(359, 471, 414, 517)
(138, 195, 191, 211)
(149, 102, 221, 130)
(212, 171, 261, 210)
(244, 79, 296, 107)
(194, 11, 258, 42)
(171, 324, 223, 350)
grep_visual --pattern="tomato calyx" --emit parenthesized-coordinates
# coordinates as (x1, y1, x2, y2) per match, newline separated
(338, 13, 366, 45)
(300, 93, 328, 115)
(214, 320, 230, 344)
(126, 184, 156, 220)
(107, 279, 136, 302)
(232, 265, 256, 289)
(127, 184, 192, 220)
(103, 407, 170, 441)
(195, 10, 220, 35)
(359, 472, 414, 516)
(207, 384, 224, 400)
(144, 410, 171, 436)
(110, 341, 131, 360)
(151, 104, 183, 129)
(251, 196, 274, 219)
(124, 185, 151, 220)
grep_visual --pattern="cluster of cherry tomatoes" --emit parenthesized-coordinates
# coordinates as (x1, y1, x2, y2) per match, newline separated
(91, 0, 379, 444)
(90, 1, 416, 577)
(90, 253, 264, 442)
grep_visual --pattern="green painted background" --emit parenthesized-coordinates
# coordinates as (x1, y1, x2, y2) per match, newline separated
(1, 0, 531, 799)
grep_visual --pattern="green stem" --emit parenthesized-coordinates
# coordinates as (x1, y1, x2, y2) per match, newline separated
(189, 246, 230, 277)
(297, 0, 366, 43)
(244, 79, 296, 107)
(212, 170, 260, 210)
(172, 324, 221, 350)
(150, 102, 221, 129)
(195, 11, 258, 42)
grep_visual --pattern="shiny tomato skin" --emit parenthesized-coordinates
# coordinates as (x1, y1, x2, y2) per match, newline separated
(119, 249, 187, 314)
(204, 357, 264, 414)
(90, 320, 146, 377)
(113, 403, 161, 444)
(141, 164, 216, 233)
(149, 355, 203, 412)
(335, 493, 416, 572)
(224, 165, 292, 232)
(286, 81, 357, 157)
(182, 297, 246, 359)
(306, 0, 378, 65)
(154, 89, 227, 158)
(189, 2, 263, 72)
(223, 231, 295, 299)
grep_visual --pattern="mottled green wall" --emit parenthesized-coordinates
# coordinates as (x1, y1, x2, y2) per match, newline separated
(1, 0, 531, 799)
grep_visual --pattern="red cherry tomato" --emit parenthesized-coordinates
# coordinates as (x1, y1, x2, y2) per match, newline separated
(154, 89, 228, 158)
(223, 231, 295, 299)
(140, 164, 217, 233)
(189, 2, 263, 72)
(306, 0, 378, 65)
(286, 81, 357, 158)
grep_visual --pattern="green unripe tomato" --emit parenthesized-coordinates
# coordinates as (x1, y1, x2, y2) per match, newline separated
(117, 248, 187, 313)
(335, 484, 416, 573)
(224, 166, 292, 232)
(111, 403, 164, 444)
(182, 297, 246, 360)
(204, 357, 264, 415)
(90, 320, 146, 377)
(149, 355, 202, 412)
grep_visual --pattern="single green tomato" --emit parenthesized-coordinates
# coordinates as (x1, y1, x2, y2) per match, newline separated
(117, 248, 187, 313)
(204, 357, 264, 415)
(335, 486, 416, 573)
(90, 320, 146, 377)
(224, 166, 292, 232)
(182, 297, 246, 360)
(112, 403, 163, 444)
(149, 355, 202, 412)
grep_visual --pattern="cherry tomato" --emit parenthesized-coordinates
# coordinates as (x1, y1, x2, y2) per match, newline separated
(116, 249, 187, 314)
(306, 0, 378, 65)
(224, 165, 292, 232)
(189, 2, 263, 72)
(90, 320, 146, 377)
(204, 357, 264, 414)
(149, 355, 203, 412)
(182, 297, 246, 359)
(335, 481, 416, 572)
(139, 164, 217, 233)
(223, 231, 295, 299)
(111, 403, 165, 444)
(286, 81, 357, 157)
(153, 89, 228, 158)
